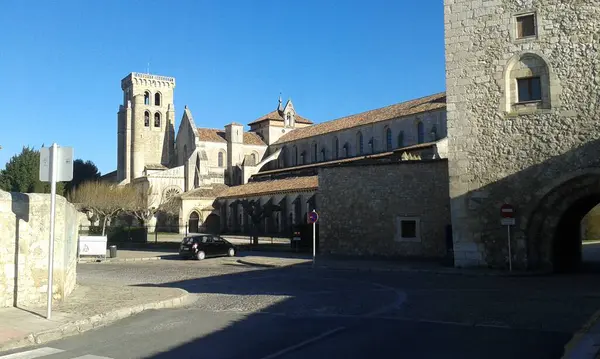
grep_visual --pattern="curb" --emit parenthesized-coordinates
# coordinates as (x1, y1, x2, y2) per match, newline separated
(562, 309, 600, 359)
(0, 288, 192, 352)
(78, 255, 175, 263)
(235, 259, 551, 277)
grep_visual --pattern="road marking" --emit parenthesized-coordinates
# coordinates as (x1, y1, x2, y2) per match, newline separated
(257, 326, 346, 359)
(71, 355, 114, 359)
(0, 347, 64, 359)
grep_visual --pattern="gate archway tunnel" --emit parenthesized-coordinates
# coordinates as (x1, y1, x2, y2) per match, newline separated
(526, 174, 600, 273)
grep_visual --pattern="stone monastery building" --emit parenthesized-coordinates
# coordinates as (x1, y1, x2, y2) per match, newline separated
(103, 0, 600, 273)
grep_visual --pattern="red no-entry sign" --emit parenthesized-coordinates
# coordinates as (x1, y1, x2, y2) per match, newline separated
(501, 204, 514, 218)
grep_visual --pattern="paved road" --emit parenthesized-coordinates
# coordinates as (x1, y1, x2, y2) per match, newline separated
(3, 259, 600, 359)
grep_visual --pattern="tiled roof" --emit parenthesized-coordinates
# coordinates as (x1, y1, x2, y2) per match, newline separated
(273, 92, 446, 144)
(197, 128, 226, 143)
(196, 128, 267, 146)
(217, 176, 318, 199)
(243, 132, 267, 146)
(180, 184, 230, 199)
(248, 110, 313, 126)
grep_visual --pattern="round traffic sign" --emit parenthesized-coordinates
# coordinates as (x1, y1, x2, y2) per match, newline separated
(500, 204, 514, 218)
(308, 211, 319, 224)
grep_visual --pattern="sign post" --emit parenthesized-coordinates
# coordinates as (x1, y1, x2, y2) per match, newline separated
(308, 210, 319, 267)
(39, 144, 73, 320)
(500, 204, 515, 272)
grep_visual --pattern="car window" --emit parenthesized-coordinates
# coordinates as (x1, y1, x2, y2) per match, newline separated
(212, 236, 223, 242)
(202, 236, 212, 243)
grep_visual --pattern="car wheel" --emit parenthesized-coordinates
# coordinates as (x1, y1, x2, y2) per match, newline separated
(196, 251, 206, 260)
(228, 248, 235, 257)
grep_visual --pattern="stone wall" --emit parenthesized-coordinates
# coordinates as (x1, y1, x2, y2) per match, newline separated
(444, 1, 600, 269)
(318, 160, 450, 259)
(0, 190, 79, 308)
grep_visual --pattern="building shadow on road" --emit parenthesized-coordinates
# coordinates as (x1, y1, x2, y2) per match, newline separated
(125, 263, 595, 359)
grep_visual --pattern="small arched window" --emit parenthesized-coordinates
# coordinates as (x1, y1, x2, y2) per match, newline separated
(398, 131, 405, 148)
(294, 146, 298, 166)
(357, 132, 364, 155)
(386, 128, 392, 151)
(430, 125, 438, 141)
(144, 111, 150, 127)
(300, 151, 306, 165)
(343, 143, 350, 157)
(333, 137, 339, 159)
(286, 113, 291, 126)
(321, 148, 326, 161)
(154, 112, 161, 127)
(154, 93, 161, 106)
(312, 143, 318, 162)
(144, 91, 150, 105)
(251, 153, 257, 165)
(218, 152, 224, 167)
(280, 147, 287, 168)
(417, 121, 425, 144)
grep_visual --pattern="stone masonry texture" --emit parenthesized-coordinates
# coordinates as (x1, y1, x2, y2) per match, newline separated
(0, 190, 79, 307)
(444, 0, 600, 269)
(318, 160, 450, 259)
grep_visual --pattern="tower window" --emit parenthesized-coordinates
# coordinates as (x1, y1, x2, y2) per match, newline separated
(517, 77, 542, 102)
(286, 113, 291, 126)
(154, 112, 161, 127)
(144, 91, 150, 105)
(516, 14, 536, 39)
(155, 93, 161, 106)
(144, 111, 150, 127)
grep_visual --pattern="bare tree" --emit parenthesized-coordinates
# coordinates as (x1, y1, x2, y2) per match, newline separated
(129, 185, 157, 227)
(241, 199, 280, 244)
(69, 181, 137, 236)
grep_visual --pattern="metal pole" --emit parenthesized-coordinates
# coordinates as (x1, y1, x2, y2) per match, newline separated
(312, 216, 316, 267)
(507, 224, 512, 272)
(47, 143, 58, 320)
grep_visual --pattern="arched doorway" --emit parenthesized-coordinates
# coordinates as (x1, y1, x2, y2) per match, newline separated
(205, 214, 220, 234)
(526, 173, 600, 273)
(188, 211, 200, 234)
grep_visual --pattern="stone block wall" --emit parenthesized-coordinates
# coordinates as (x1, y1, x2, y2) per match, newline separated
(318, 160, 450, 259)
(444, 0, 600, 269)
(0, 190, 79, 308)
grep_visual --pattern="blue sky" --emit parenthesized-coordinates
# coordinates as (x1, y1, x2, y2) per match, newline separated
(0, 0, 445, 175)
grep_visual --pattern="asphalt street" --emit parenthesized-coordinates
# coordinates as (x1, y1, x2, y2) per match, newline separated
(2, 258, 600, 359)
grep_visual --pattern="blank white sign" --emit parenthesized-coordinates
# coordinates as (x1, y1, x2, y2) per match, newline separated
(39, 146, 74, 182)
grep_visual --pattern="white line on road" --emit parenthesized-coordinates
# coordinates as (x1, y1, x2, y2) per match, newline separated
(0, 347, 64, 359)
(71, 355, 114, 359)
(257, 326, 346, 359)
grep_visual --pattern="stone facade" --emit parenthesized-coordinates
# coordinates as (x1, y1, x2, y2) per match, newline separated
(444, 0, 600, 269)
(318, 160, 450, 259)
(0, 190, 79, 308)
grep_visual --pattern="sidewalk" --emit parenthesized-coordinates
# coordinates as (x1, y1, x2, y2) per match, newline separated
(0, 283, 191, 352)
(78, 249, 179, 263)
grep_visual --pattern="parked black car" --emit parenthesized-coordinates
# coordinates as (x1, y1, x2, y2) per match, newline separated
(179, 234, 237, 260)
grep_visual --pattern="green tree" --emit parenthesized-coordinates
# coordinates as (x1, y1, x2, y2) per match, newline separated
(64, 159, 101, 194)
(0, 146, 65, 194)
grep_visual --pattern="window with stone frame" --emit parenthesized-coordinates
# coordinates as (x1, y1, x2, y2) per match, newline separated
(516, 14, 536, 39)
(517, 77, 542, 102)
(154, 112, 161, 127)
(396, 216, 420, 242)
(218, 151, 224, 167)
(154, 92, 161, 106)
(144, 111, 150, 127)
(504, 53, 551, 113)
(144, 91, 150, 105)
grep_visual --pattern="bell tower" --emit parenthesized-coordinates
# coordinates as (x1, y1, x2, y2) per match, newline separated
(117, 72, 176, 183)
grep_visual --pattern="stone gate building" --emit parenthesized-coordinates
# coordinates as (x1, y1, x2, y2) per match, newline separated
(444, 0, 600, 271)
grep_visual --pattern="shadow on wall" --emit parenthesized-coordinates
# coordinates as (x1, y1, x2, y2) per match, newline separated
(452, 137, 600, 272)
(10, 192, 29, 308)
